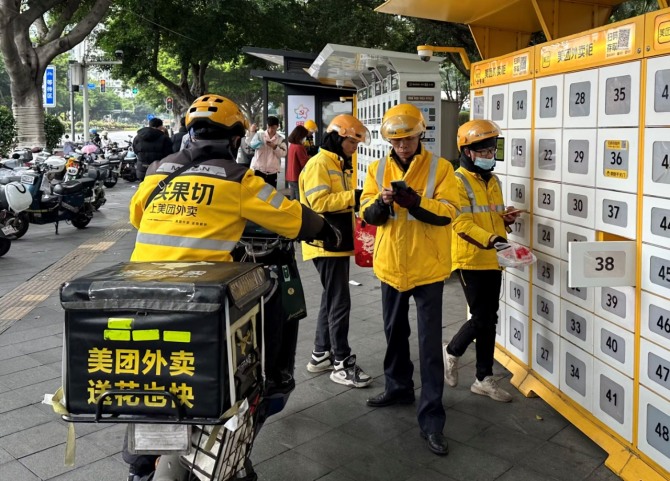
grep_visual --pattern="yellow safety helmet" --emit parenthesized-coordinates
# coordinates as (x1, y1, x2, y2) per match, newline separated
(457, 119, 501, 150)
(380, 103, 426, 141)
(327, 114, 371, 146)
(186, 94, 249, 136)
(304, 119, 318, 133)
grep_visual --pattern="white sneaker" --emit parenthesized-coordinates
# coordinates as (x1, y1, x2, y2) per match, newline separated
(306, 351, 333, 373)
(330, 355, 372, 388)
(443, 343, 458, 387)
(471, 376, 512, 402)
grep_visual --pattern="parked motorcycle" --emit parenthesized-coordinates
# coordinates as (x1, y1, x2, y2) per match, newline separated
(0, 177, 32, 256)
(19, 157, 96, 235)
(98, 143, 122, 188)
(120, 136, 138, 182)
(63, 152, 107, 211)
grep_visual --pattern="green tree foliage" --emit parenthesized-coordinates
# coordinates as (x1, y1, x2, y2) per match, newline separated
(96, 0, 257, 114)
(0, 105, 16, 155)
(44, 114, 66, 151)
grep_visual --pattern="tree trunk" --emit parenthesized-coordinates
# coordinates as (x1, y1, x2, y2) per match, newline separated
(11, 78, 45, 148)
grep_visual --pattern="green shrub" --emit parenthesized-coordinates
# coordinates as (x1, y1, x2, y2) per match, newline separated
(0, 106, 16, 156)
(44, 114, 65, 151)
(458, 111, 470, 126)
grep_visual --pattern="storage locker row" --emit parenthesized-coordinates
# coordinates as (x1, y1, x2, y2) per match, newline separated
(482, 62, 641, 129)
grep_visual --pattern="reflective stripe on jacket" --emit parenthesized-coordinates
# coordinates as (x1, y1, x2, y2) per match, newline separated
(299, 148, 355, 261)
(451, 167, 507, 270)
(129, 140, 310, 262)
(359, 146, 460, 292)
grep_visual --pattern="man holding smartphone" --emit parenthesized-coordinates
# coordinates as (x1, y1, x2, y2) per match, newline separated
(360, 103, 459, 456)
(442, 119, 521, 403)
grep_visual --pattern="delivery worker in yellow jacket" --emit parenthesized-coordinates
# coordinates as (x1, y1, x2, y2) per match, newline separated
(126, 94, 341, 481)
(299, 114, 372, 388)
(360, 104, 459, 456)
(129, 94, 340, 263)
(443, 119, 521, 403)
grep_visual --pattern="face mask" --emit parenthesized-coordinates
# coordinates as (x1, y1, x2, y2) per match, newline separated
(474, 157, 496, 171)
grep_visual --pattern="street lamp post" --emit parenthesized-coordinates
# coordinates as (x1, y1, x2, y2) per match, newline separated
(71, 39, 122, 142)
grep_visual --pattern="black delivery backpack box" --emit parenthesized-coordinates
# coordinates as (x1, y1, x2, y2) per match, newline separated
(59, 261, 270, 420)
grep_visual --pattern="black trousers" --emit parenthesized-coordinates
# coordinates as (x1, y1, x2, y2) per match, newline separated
(254, 170, 278, 188)
(381, 281, 445, 435)
(312, 256, 351, 360)
(447, 269, 502, 381)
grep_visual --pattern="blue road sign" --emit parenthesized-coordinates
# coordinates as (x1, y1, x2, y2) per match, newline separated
(43, 65, 56, 108)
(87, 83, 95, 90)
(147, 114, 155, 121)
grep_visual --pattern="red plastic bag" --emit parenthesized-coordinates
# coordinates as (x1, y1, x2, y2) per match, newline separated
(354, 216, 376, 268)
(495, 240, 536, 268)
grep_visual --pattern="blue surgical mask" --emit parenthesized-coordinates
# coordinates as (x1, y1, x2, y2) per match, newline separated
(474, 157, 496, 171)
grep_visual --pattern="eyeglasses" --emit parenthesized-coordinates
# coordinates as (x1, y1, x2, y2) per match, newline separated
(389, 135, 420, 147)
(472, 147, 497, 156)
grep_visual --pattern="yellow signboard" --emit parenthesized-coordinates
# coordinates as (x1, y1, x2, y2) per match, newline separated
(470, 48, 533, 88)
(536, 17, 644, 76)
(645, 9, 670, 57)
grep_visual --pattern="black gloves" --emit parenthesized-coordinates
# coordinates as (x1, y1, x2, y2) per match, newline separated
(354, 189, 362, 211)
(315, 219, 343, 250)
(393, 187, 420, 209)
(489, 235, 509, 250)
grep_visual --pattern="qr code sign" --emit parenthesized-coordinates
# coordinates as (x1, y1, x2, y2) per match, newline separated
(617, 27, 632, 50)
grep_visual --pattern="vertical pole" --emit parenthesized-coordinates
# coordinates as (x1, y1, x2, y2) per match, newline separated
(68, 70, 75, 140)
(82, 63, 89, 142)
(262, 79, 268, 125)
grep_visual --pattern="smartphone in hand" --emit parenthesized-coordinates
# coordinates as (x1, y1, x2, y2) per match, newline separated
(391, 180, 408, 192)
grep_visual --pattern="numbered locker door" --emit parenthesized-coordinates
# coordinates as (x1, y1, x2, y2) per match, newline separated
(507, 130, 532, 178)
(642, 187, 670, 246)
(641, 291, 670, 350)
(642, 243, 670, 300)
(508, 80, 533, 129)
(506, 305, 529, 364)
(561, 300, 595, 355)
(562, 129, 597, 187)
(645, 56, 670, 126)
(560, 338, 594, 411)
(533, 285, 561, 334)
(470, 89, 487, 120)
(535, 75, 564, 129)
(488, 85, 508, 129)
(597, 61, 641, 127)
(561, 185, 596, 230)
(506, 271, 530, 314)
(593, 314, 634, 378)
(643, 128, 670, 198)
(595, 128, 639, 194)
(592, 358, 633, 441)
(533, 215, 561, 259)
(595, 286, 636, 333)
(507, 176, 532, 212)
(533, 321, 561, 388)
(534, 180, 561, 221)
(534, 129, 562, 182)
(595, 190, 637, 239)
(563, 69, 598, 128)
(534, 251, 561, 296)
(640, 339, 670, 410)
(638, 386, 670, 473)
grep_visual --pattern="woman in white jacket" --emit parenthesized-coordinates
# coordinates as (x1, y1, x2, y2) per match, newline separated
(249, 115, 287, 187)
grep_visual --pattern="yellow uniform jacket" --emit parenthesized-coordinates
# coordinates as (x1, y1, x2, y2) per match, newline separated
(130, 140, 323, 262)
(451, 167, 508, 271)
(359, 146, 460, 292)
(299, 148, 356, 261)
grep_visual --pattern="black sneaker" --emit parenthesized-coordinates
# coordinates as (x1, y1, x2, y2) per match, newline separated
(330, 355, 372, 388)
